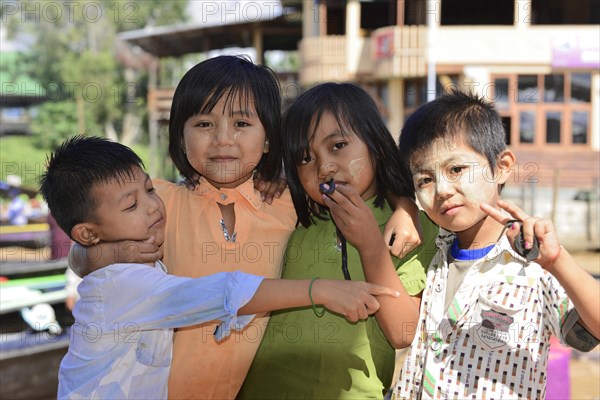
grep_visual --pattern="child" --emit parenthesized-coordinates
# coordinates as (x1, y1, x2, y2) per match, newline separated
(41, 136, 399, 399)
(392, 90, 599, 399)
(239, 83, 440, 398)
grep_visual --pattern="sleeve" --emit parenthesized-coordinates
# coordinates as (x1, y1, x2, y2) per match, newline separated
(394, 212, 439, 296)
(101, 266, 264, 338)
(540, 270, 574, 342)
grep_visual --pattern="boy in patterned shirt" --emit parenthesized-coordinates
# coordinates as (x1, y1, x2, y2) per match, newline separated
(393, 91, 599, 399)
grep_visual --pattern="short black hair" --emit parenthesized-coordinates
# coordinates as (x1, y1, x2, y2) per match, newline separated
(39, 135, 145, 239)
(168, 55, 282, 184)
(399, 90, 507, 175)
(282, 82, 414, 227)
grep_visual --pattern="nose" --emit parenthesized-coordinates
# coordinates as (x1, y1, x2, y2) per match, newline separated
(214, 123, 235, 146)
(146, 193, 160, 215)
(317, 161, 336, 180)
(434, 174, 455, 200)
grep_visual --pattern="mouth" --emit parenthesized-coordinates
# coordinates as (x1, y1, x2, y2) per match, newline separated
(441, 204, 461, 215)
(149, 216, 165, 230)
(210, 156, 238, 163)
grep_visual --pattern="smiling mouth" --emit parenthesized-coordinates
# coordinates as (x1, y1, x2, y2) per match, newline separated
(210, 157, 238, 162)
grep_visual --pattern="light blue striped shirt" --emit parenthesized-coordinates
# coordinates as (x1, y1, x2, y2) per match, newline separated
(58, 261, 263, 399)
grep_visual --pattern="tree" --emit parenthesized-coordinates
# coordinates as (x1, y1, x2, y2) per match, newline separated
(4, 0, 189, 146)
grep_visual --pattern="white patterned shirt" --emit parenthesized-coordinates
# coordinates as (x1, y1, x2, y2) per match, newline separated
(58, 262, 263, 399)
(393, 231, 573, 400)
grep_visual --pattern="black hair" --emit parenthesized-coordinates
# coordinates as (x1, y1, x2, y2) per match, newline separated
(283, 82, 414, 227)
(39, 135, 145, 240)
(168, 55, 282, 184)
(399, 90, 507, 175)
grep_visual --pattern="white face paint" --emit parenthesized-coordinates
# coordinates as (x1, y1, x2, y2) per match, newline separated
(348, 158, 367, 183)
(411, 140, 502, 234)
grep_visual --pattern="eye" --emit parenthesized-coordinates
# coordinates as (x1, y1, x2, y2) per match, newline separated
(147, 186, 156, 194)
(234, 121, 251, 128)
(448, 165, 468, 176)
(124, 202, 137, 211)
(299, 154, 313, 165)
(416, 176, 433, 188)
(332, 142, 347, 151)
(194, 121, 212, 128)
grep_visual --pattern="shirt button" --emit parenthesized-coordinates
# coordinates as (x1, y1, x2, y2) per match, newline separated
(435, 283, 443, 293)
(220, 193, 227, 200)
(431, 341, 440, 351)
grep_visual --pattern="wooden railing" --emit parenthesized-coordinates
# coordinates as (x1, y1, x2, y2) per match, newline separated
(372, 25, 427, 79)
(299, 36, 347, 85)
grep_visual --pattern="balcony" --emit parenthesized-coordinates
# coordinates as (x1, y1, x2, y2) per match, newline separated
(299, 26, 428, 85)
(299, 36, 348, 86)
(372, 25, 428, 80)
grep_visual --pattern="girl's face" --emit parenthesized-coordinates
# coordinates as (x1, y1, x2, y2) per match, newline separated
(297, 112, 377, 206)
(183, 94, 268, 189)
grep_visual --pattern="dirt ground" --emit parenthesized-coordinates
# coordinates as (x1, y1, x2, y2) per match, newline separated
(2, 246, 599, 398)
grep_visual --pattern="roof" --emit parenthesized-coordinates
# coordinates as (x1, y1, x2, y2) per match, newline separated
(118, 12, 302, 58)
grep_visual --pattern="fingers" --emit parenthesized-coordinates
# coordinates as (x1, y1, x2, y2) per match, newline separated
(325, 184, 362, 208)
(366, 283, 400, 298)
(480, 202, 513, 225)
(496, 199, 530, 221)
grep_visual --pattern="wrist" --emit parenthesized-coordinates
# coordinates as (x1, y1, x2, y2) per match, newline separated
(543, 245, 565, 271)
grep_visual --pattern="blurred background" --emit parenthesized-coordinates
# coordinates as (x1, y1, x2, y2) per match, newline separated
(0, 1, 598, 398)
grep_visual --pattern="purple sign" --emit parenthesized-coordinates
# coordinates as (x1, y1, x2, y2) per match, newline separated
(552, 36, 600, 68)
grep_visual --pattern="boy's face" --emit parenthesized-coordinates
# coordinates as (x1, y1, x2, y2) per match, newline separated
(410, 139, 510, 234)
(88, 167, 166, 247)
(182, 94, 268, 189)
(297, 111, 377, 206)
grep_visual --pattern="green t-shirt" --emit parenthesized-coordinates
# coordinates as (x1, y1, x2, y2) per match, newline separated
(239, 200, 438, 399)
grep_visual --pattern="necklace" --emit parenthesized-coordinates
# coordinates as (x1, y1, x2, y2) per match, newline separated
(220, 219, 237, 243)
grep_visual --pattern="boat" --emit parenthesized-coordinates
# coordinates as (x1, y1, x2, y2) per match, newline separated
(0, 258, 72, 399)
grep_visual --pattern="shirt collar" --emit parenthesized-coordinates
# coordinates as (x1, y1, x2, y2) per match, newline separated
(435, 229, 522, 264)
(192, 176, 263, 211)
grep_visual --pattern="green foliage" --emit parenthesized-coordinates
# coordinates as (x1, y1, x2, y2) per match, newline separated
(0, 136, 53, 188)
(30, 101, 101, 149)
(0, 136, 152, 188)
(4, 0, 188, 146)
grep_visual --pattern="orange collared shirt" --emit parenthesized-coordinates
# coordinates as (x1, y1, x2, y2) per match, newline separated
(154, 177, 296, 399)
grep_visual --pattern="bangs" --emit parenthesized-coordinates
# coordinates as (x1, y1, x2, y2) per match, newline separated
(199, 84, 256, 117)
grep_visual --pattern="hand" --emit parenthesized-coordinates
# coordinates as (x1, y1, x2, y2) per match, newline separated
(383, 198, 423, 258)
(312, 279, 400, 322)
(70, 237, 163, 277)
(480, 200, 562, 271)
(321, 184, 384, 251)
(254, 172, 287, 205)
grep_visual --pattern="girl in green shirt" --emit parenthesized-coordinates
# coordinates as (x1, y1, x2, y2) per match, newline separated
(239, 83, 438, 399)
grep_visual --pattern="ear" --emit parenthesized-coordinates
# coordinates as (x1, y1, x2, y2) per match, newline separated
(495, 149, 516, 185)
(71, 223, 100, 246)
(263, 140, 270, 154)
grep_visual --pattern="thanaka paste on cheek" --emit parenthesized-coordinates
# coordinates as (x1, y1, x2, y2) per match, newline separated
(460, 166, 497, 208)
(348, 158, 367, 183)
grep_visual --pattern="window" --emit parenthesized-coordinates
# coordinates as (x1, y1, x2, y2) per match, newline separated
(517, 75, 539, 103)
(545, 111, 561, 143)
(544, 74, 564, 102)
(492, 72, 591, 147)
(520, 112, 536, 143)
(441, 0, 513, 25)
(531, 0, 600, 25)
(572, 111, 589, 144)
(571, 73, 591, 103)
